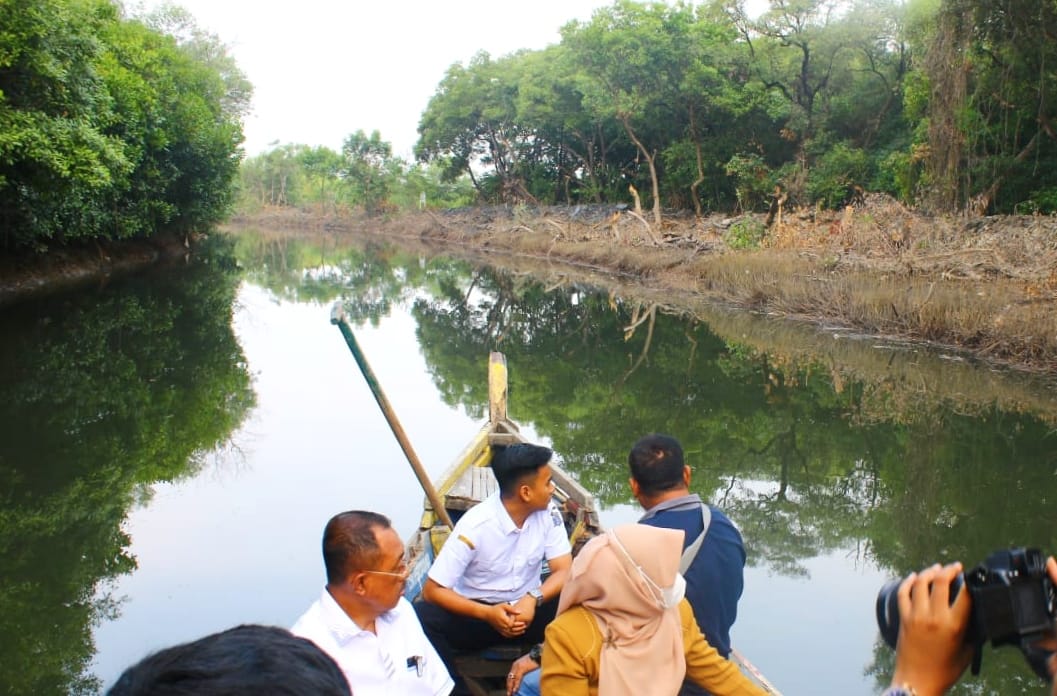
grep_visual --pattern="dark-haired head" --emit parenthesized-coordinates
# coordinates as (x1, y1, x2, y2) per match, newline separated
(107, 624, 350, 695)
(628, 433, 686, 495)
(491, 443, 553, 498)
(323, 510, 391, 586)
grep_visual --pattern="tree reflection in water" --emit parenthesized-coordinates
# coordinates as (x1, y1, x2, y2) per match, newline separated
(0, 238, 254, 694)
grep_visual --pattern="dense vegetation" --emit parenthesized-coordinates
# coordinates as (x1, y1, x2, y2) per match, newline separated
(237, 133, 477, 215)
(0, 0, 250, 251)
(244, 0, 1057, 217)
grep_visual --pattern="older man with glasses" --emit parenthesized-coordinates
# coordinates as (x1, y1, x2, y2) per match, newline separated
(292, 510, 453, 696)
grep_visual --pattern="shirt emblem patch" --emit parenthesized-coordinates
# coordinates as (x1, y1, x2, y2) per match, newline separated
(550, 508, 563, 527)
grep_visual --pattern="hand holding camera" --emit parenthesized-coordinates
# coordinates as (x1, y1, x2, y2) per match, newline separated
(876, 549, 1057, 695)
(883, 562, 974, 696)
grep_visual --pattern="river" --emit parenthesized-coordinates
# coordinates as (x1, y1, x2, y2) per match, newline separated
(1, 229, 1056, 695)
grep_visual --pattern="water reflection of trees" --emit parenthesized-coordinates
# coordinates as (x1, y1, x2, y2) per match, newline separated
(234, 227, 476, 328)
(234, 230, 1057, 694)
(415, 268, 1057, 694)
(0, 239, 254, 694)
(238, 232, 1057, 565)
(411, 280, 895, 571)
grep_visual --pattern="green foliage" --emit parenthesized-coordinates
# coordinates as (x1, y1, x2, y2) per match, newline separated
(724, 153, 774, 212)
(1020, 187, 1057, 215)
(0, 0, 125, 247)
(873, 148, 917, 201)
(341, 129, 399, 215)
(902, 68, 930, 123)
(237, 142, 476, 214)
(403, 0, 1057, 213)
(298, 145, 344, 213)
(398, 161, 477, 210)
(416, 52, 511, 200)
(0, 0, 249, 250)
(911, 0, 1057, 212)
(725, 217, 767, 249)
(16, 0, 1055, 229)
(238, 144, 307, 209)
(562, 1, 716, 218)
(806, 141, 871, 209)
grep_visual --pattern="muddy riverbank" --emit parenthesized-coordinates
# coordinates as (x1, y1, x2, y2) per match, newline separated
(229, 202, 1057, 374)
(0, 233, 194, 308)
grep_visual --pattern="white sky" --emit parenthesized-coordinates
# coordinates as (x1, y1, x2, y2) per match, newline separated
(137, 0, 626, 159)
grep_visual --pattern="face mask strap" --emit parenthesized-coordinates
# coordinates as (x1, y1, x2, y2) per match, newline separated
(608, 530, 666, 606)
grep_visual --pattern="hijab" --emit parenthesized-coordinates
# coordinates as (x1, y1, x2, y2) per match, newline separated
(556, 523, 687, 696)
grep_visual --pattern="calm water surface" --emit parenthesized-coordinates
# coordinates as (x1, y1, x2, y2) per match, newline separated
(2, 231, 1056, 695)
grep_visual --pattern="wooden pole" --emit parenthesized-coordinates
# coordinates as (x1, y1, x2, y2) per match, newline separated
(330, 303, 454, 529)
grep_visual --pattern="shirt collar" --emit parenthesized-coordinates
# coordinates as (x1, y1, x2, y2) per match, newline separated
(639, 493, 702, 522)
(318, 588, 402, 646)
(490, 491, 519, 535)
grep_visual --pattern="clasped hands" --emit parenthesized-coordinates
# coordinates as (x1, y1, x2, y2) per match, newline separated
(485, 594, 538, 638)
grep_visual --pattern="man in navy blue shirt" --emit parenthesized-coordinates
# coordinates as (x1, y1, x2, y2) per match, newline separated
(629, 433, 746, 696)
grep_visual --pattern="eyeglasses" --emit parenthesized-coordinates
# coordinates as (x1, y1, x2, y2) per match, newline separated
(360, 560, 410, 581)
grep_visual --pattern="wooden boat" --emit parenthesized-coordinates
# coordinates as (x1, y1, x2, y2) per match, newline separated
(330, 305, 780, 695)
(401, 352, 601, 695)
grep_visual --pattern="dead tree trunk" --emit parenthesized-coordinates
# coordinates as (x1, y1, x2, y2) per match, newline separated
(620, 114, 662, 226)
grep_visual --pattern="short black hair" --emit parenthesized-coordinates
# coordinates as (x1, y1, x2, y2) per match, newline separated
(322, 510, 391, 585)
(107, 624, 350, 695)
(628, 433, 685, 495)
(491, 443, 553, 497)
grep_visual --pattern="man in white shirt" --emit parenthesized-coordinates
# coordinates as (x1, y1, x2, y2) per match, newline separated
(292, 510, 453, 696)
(415, 443, 572, 691)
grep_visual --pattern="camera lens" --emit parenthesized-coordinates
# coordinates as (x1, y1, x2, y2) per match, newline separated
(876, 578, 902, 649)
(876, 572, 966, 650)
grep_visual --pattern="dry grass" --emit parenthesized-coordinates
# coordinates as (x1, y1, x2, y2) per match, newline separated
(687, 250, 1056, 369)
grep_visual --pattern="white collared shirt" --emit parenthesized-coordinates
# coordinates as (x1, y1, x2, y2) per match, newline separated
(427, 492, 571, 603)
(292, 591, 453, 696)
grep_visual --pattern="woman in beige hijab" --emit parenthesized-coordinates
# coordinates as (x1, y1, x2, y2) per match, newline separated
(539, 523, 764, 696)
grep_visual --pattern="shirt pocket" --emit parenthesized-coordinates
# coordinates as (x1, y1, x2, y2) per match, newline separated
(474, 551, 515, 583)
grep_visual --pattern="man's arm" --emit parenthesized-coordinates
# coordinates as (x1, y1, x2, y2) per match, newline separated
(506, 551, 572, 629)
(421, 578, 525, 638)
(538, 503, 573, 604)
(539, 553, 571, 603)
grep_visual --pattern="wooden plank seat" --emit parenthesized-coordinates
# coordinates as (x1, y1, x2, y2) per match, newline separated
(444, 465, 498, 511)
(454, 643, 536, 696)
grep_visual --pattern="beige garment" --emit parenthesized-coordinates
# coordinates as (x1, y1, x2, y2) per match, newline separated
(554, 524, 686, 696)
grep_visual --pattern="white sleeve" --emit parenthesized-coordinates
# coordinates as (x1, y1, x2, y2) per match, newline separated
(544, 503, 572, 560)
(426, 525, 476, 589)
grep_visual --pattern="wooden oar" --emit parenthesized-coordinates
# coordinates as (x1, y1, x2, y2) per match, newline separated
(330, 303, 455, 529)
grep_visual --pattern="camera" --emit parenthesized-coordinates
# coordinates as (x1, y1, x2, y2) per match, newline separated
(876, 548, 1056, 679)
